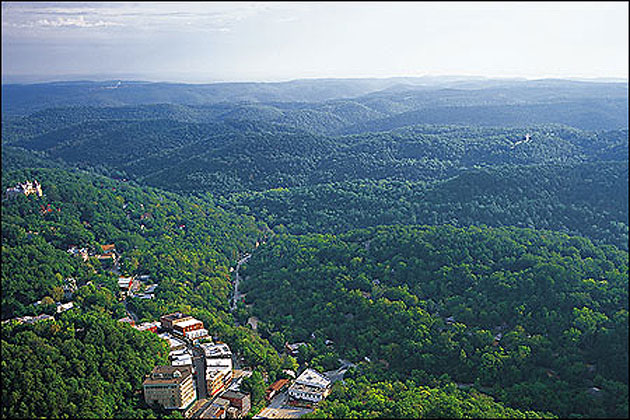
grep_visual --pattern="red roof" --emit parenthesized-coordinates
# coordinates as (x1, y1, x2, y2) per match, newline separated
(101, 244, 116, 252)
(268, 379, 289, 392)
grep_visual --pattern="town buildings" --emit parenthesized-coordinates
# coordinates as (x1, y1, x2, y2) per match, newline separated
(143, 366, 197, 410)
(287, 368, 331, 404)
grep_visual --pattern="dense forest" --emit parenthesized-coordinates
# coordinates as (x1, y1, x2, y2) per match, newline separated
(2, 77, 628, 418)
(240, 226, 628, 418)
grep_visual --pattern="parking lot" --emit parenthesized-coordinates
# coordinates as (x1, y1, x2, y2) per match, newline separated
(254, 392, 313, 419)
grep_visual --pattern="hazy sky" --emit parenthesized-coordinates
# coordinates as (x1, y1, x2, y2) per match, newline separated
(2, 1, 628, 83)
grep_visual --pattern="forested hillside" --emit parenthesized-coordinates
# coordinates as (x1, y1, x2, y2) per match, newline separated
(1, 167, 294, 417)
(228, 161, 629, 249)
(2, 77, 627, 419)
(240, 225, 629, 418)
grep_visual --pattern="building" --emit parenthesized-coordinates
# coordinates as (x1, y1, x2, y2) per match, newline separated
(266, 379, 289, 401)
(134, 321, 160, 333)
(200, 342, 234, 397)
(118, 316, 135, 326)
(170, 349, 194, 368)
(221, 390, 251, 417)
(118, 276, 134, 291)
(67, 247, 89, 262)
(285, 342, 306, 356)
(5, 180, 43, 198)
(288, 369, 331, 404)
(143, 366, 196, 410)
(160, 312, 192, 330)
(172, 318, 208, 340)
(158, 332, 187, 350)
(199, 397, 230, 419)
(207, 367, 233, 398)
(56, 302, 74, 313)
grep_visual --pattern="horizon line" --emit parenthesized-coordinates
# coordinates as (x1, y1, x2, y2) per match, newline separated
(2, 73, 628, 86)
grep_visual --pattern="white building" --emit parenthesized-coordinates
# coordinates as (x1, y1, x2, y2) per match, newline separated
(288, 369, 332, 403)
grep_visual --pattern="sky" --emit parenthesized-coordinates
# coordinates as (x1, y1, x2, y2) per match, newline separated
(2, 1, 628, 83)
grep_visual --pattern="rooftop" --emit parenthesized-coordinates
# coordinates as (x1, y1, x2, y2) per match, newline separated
(173, 318, 204, 329)
(268, 379, 289, 392)
(222, 390, 249, 401)
(295, 369, 331, 389)
(144, 366, 192, 386)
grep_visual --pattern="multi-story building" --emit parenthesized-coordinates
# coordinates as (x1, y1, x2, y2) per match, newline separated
(200, 342, 234, 397)
(207, 367, 233, 398)
(143, 366, 196, 410)
(172, 318, 208, 340)
(221, 390, 251, 417)
(160, 312, 192, 330)
(288, 368, 331, 404)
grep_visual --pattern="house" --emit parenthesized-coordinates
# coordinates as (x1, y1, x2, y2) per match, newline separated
(63, 277, 78, 299)
(118, 276, 134, 291)
(221, 390, 251, 417)
(101, 244, 116, 254)
(287, 369, 331, 404)
(143, 366, 197, 410)
(56, 302, 74, 313)
(97, 244, 117, 263)
(266, 379, 289, 401)
(285, 342, 306, 356)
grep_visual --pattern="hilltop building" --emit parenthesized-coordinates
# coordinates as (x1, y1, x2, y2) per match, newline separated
(143, 365, 196, 410)
(5, 180, 43, 198)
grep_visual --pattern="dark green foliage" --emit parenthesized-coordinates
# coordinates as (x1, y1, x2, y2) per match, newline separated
(1, 310, 169, 418)
(229, 161, 629, 249)
(307, 375, 554, 418)
(241, 226, 629, 418)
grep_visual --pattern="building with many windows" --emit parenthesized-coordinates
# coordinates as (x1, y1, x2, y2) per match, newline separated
(288, 368, 331, 404)
(143, 366, 196, 410)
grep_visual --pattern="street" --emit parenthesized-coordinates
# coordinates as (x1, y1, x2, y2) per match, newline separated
(230, 253, 251, 313)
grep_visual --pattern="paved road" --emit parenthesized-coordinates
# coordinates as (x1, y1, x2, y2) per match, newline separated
(230, 253, 251, 312)
(324, 359, 355, 384)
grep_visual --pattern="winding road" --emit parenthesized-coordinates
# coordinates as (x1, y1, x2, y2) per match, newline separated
(230, 253, 251, 313)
